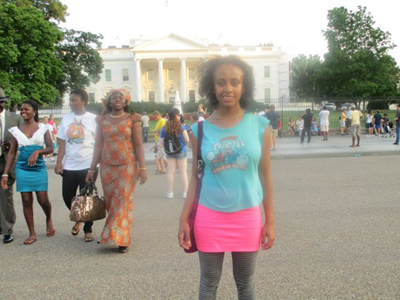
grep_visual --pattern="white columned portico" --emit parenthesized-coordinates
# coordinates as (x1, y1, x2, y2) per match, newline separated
(158, 58, 164, 103)
(180, 58, 186, 103)
(134, 59, 142, 101)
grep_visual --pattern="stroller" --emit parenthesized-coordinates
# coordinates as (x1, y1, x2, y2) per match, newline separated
(381, 120, 395, 138)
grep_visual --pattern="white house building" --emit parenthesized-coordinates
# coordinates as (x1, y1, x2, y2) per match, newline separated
(83, 33, 290, 105)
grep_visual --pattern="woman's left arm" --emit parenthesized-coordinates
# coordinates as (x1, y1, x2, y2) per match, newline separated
(182, 129, 189, 144)
(28, 131, 54, 166)
(259, 126, 275, 250)
(132, 121, 147, 185)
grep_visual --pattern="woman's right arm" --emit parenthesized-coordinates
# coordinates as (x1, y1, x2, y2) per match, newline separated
(86, 123, 103, 182)
(55, 139, 66, 175)
(178, 133, 199, 250)
(1, 137, 18, 190)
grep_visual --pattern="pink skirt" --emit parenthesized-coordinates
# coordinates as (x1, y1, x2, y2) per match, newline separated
(194, 204, 262, 252)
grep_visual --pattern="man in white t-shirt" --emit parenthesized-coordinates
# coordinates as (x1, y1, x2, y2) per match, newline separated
(141, 112, 150, 143)
(319, 106, 330, 141)
(55, 89, 97, 242)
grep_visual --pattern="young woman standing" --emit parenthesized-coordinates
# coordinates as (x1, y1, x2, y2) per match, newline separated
(178, 56, 275, 299)
(2, 100, 55, 245)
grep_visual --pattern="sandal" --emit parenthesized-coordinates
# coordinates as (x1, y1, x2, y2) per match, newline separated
(46, 228, 56, 237)
(85, 232, 94, 242)
(71, 222, 81, 236)
(23, 237, 37, 245)
(118, 246, 129, 253)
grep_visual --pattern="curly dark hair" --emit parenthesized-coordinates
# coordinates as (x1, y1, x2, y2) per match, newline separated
(198, 55, 255, 110)
(165, 108, 182, 135)
(22, 100, 39, 122)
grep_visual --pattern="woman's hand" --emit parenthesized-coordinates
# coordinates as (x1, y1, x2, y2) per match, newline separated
(86, 171, 95, 182)
(1, 176, 8, 190)
(54, 163, 63, 175)
(261, 223, 275, 250)
(28, 151, 39, 166)
(138, 169, 147, 185)
(178, 219, 191, 250)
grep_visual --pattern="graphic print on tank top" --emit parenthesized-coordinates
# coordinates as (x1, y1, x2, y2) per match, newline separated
(205, 135, 249, 174)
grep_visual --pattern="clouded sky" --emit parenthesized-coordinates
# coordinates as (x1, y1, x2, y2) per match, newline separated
(61, 0, 400, 63)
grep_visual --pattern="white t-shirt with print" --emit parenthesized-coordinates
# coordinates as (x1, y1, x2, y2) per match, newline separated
(57, 112, 97, 170)
(319, 110, 330, 126)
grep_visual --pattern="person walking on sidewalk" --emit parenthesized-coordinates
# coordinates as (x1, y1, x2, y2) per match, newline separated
(349, 106, 363, 147)
(301, 108, 313, 144)
(55, 89, 98, 242)
(319, 106, 330, 141)
(394, 104, 400, 145)
(141, 112, 150, 143)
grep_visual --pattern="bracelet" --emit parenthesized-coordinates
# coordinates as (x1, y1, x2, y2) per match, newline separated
(2, 174, 9, 177)
(140, 167, 146, 170)
(88, 170, 95, 173)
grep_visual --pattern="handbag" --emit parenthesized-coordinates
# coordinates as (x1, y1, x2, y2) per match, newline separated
(70, 181, 106, 222)
(184, 121, 204, 253)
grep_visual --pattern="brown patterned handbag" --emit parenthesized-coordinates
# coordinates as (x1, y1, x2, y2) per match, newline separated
(70, 182, 106, 222)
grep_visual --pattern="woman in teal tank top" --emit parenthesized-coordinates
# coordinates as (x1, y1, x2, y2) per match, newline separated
(178, 56, 276, 299)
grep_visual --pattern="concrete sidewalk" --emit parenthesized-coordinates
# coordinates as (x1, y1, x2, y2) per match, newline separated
(44, 133, 399, 168)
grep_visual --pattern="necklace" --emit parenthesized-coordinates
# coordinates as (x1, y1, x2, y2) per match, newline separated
(109, 112, 125, 119)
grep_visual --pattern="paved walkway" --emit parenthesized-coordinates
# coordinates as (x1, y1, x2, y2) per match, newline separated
(45, 133, 400, 168)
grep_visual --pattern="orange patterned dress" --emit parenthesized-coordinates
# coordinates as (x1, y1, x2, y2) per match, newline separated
(98, 114, 141, 247)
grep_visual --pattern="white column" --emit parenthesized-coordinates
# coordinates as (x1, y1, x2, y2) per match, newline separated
(135, 59, 142, 101)
(158, 58, 164, 103)
(180, 58, 186, 103)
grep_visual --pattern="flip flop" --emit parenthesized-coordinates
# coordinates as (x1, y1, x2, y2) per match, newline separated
(118, 246, 129, 253)
(46, 228, 56, 237)
(71, 223, 81, 236)
(23, 237, 37, 245)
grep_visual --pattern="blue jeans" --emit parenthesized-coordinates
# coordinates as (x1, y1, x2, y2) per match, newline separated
(395, 125, 399, 143)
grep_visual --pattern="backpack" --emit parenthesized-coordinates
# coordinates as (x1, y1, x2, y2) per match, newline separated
(164, 132, 182, 155)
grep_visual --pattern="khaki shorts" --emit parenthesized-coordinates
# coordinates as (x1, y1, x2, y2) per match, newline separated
(321, 124, 329, 132)
(350, 124, 361, 136)
(270, 128, 278, 138)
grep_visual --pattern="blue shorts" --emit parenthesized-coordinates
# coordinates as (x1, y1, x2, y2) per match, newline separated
(375, 124, 381, 129)
(165, 151, 187, 160)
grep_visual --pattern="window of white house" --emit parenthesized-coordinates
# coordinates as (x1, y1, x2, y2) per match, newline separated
(149, 91, 155, 102)
(147, 69, 154, 81)
(188, 68, 195, 80)
(169, 97, 175, 103)
(89, 93, 95, 103)
(264, 88, 271, 102)
(264, 66, 270, 78)
(189, 90, 195, 102)
(105, 69, 112, 82)
(122, 69, 129, 81)
(168, 69, 175, 81)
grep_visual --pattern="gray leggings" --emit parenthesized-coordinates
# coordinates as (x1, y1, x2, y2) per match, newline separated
(198, 251, 258, 300)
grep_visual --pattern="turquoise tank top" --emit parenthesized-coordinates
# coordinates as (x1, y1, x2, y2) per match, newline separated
(192, 113, 269, 212)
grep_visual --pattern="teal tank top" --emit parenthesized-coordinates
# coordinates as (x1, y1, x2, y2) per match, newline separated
(192, 113, 269, 212)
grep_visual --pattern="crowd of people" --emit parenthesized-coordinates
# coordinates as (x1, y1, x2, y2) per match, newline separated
(1, 54, 399, 298)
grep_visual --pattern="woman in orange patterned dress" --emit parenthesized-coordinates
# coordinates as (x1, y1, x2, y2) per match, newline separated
(86, 89, 147, 253)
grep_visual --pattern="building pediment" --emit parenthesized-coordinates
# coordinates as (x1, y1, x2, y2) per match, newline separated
(135, 33, 207, 52)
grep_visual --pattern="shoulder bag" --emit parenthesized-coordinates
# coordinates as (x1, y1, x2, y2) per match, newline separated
(184, 121, 204, 253)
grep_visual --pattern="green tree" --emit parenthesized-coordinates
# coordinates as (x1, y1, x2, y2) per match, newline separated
(0, 2, 64, 106)
(321, 6, 399, 99)
(4, 0, 68, 22)
(55, 29, 104, 101)
(290, 54, 323, 100)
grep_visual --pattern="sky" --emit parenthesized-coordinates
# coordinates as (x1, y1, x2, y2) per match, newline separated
(61, 0, 400, 63)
